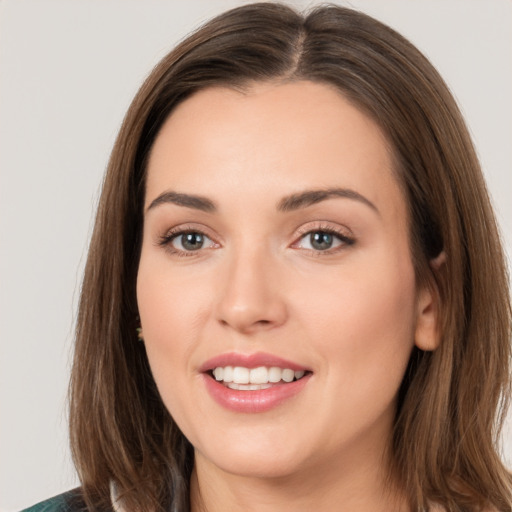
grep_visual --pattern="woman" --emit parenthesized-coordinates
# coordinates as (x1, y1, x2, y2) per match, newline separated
(24, 2, 511, 511)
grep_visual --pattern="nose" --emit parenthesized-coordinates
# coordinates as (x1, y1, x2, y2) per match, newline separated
(215, 247, 288, 334)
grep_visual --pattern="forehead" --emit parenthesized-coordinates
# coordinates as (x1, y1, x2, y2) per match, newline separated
(145, 81, 403, 218)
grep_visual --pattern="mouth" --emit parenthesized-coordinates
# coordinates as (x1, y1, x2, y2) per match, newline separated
(208, 365, 310, 390)
(200, 353, 312, 412)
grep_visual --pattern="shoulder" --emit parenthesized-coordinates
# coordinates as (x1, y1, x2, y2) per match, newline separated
(20, 488, 88, 512)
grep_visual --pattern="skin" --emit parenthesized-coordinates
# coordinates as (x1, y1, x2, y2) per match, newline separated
(137, 81, 439, 512)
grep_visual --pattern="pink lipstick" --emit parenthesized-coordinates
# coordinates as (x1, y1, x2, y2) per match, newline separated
(200, 352, 312, 413)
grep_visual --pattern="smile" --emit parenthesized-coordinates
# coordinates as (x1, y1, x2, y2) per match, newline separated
(211, 366, 306, 390)
(200, 353, 312, 412)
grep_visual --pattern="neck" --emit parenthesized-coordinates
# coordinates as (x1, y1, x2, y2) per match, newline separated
(190, 443, 409, 512)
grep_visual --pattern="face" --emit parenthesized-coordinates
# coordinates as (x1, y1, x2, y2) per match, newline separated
(137, 81, 437, 482)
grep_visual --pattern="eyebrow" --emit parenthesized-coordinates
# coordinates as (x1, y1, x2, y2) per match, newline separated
(146, 191, 217, 213)
(277, 187, 379, 214)
(146, 187, 378, 215)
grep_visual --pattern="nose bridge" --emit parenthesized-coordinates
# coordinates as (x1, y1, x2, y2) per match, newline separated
(216, 237, 287, 333)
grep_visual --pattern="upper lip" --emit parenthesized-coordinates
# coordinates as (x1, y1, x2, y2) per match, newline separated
(199, 352, 311, 373)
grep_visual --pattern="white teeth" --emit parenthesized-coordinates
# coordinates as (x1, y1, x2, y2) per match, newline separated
(268, 366, 282, 383)
(282, 369, 294, 382)
(211, 365, 307, 387)
(249, 366, 268, 384)
(223, 366, 234, 383)
(227, 382, 273, 390)
(233, 366, 249, 384)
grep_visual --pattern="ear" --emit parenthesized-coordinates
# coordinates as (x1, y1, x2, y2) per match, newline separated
(414, 252, 445, 351)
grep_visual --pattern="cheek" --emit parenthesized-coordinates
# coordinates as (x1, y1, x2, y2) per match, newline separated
(137, 250, 213, 337)
(136, 257, 211, 407)
(296, 251, 417, 397)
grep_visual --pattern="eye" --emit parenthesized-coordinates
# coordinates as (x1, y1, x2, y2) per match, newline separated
(173, 232, 208, 251)
(159, 229, 217, 255)
(294, 229, 354, 252)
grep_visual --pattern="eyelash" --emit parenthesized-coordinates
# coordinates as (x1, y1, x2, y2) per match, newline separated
(157, 223, 355, 258)
(157, 225, 217, 258)
(293, 224, 355, 255)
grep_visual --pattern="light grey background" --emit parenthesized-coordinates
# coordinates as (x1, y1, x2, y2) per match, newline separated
(1, 1, 510, 510)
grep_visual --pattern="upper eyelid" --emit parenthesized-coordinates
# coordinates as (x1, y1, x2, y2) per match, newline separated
(160, 223, 219, 240)
(293, 221, 354, 238)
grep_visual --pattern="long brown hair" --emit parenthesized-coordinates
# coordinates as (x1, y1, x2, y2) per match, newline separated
(69, 3, 512, 511)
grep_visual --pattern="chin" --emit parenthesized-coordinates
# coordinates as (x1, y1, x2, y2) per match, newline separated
(210, 454, 303, 480)
(194, 435, 309, 480)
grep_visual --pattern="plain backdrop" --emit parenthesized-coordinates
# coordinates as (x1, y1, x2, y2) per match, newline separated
(0, 1, 511, 510)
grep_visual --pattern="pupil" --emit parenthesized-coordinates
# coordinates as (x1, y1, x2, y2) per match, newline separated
(311, 231, 333, 250)
(182, 233, 204, 250)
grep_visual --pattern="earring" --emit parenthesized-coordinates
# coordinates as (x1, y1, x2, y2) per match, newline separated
(136, 327, 144, 341)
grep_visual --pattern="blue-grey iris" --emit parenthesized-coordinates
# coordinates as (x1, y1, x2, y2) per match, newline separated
(311, 232, 333, 250)
(182, 233, 204, 250)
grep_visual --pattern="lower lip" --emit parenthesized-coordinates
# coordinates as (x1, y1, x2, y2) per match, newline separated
(202, 374, 312, 413)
